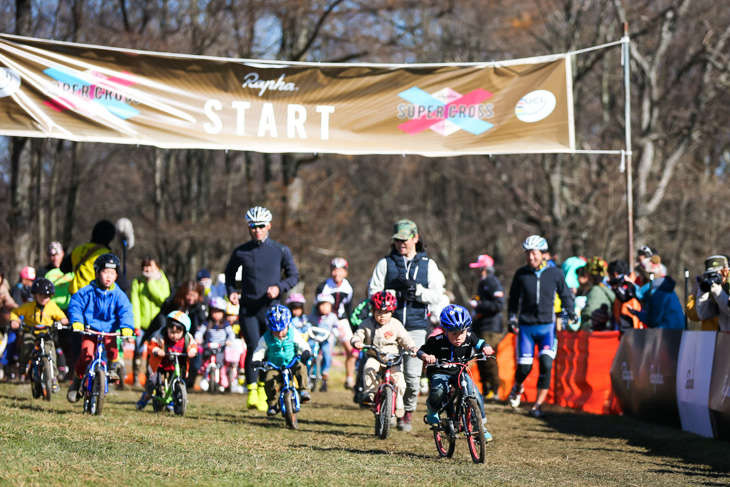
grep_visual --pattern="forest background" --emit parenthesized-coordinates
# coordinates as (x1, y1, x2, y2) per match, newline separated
(0, 0, 728, 307)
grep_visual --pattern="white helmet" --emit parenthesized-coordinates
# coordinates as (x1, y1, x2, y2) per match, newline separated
(523, 235, 548, 251)
(245, 206, 272, 224)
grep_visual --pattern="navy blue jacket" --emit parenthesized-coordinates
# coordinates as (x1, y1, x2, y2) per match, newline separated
(473, 274, 505, 333)
(224, 237, 299, 311)
(384, 250, 429, 331)
(507, 264, 573, 325)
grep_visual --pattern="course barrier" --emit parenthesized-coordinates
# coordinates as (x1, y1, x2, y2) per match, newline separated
(482, 329, 730, 439)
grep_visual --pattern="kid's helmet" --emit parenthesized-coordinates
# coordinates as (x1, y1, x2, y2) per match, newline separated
(208, 296, 228, 312)
(315, 293, 335, 305)
(439, 304, 472, 332)
(266, 305, 292, 332)
(522, 235, 548, 252)
(370, 291, 397, 311)
(330, 257, 349, 269)
(30, 277, 55, 296)
(167, 310, 191, 332)
(286, 293, 307, 306)
(245, 206, 272, 224)
(93, 253, 121, 274)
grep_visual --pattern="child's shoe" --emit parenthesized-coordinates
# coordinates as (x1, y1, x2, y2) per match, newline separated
(199, 378, 209, 392)
(397, 411, 413, 432)
(256, 382, 268, 412)
(361, 393, 374, 406)
(420, 377, 429, 395)
(426, 406, 440, 426)
(319, 379, 328, 392)
(66, 375, 82, 403)
(300, 390, 311, 403)
(136, 392, 151, 410)
(267, 407, 277, 416)
(344, 376, 355, 390)
(246, 383, 259, 410)
(166, 402, 174, 413)
(508, 384, 524, 409)
(484, 427, 494, 442)
(52, 377, 60, 393)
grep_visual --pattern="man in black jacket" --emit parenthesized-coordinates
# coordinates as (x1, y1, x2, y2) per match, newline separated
(506, 235, 575, 418)
(467, 254, 504, 400)
(225, 206, 299, 410)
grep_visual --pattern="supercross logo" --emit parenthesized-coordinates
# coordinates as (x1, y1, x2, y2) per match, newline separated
(685, 368, 695, 400)
(42, 66, 140, 119)
(621, 362, 633, 390)
(396, 86, 494, 136)
(649, 363, 664, 394)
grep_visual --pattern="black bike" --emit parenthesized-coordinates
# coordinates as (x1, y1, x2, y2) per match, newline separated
(24, 322, 65, 402)
(424, 353, 493, 464)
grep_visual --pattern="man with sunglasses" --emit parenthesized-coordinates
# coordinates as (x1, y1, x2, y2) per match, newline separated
(224, 206, 300, 410)
(368, 219, 445, 432)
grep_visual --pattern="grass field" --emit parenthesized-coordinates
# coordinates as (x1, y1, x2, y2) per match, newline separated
(0, 375, 728, 487)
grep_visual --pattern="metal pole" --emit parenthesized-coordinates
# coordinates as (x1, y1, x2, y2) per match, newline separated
(622, 23, 634, 266)
(684, 268, 689, 330)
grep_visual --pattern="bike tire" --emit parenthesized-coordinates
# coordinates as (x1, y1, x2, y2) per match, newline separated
(375, 387, 393, 440)
(40, 357, 53, 401)
(283, 390, 298, 430)
(173, 380, 187, 416)
(210, 366, 220, 394)
(90, 368, 106, 416)
(433, 419, 456, 458)
(30, 360, 42, 399)
(464, 397, 486, 464)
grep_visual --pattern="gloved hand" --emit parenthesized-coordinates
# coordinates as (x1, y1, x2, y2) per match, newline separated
(507, 316, 519, 334)
(393, 276, 417, 290)
(567, 311, 579, 324)
(300, 350, 312, 363)
(121, 328, 134, 337)
(404, 284, 417, 302)
(252, 361, 263, 369)
(72, 322, 84, 332)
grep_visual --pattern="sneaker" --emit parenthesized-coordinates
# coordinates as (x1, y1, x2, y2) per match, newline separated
(484, 390, 496, 401)
(166, 402, 174, 413)
(246, 385, 259, 410)
(361, 393, 374, 407)
(67, 375, 82, 403)
(484, 428, 494, 442)
(426, 408, 439, 426)
(52, 377, 60, 394)
(300, 390, 311, 403)
(397, 411, 413, 432)
(319, 379, 328, 392)
(344, 376, 355, 390)
(529, 405, 545, 418)
(267, 406, 277, 417)
(136, 392, 150, 410)
(508, 384, 524, 409)
(199, 378, 209, 392)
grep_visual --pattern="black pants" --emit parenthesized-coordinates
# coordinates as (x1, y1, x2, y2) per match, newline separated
(240, 306, 269, 384)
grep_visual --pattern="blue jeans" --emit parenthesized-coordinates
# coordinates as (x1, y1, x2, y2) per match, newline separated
(427, 372, 485, 419)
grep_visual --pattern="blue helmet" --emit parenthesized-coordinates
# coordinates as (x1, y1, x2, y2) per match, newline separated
(167, 310, 192, 333)
(439, 304, 472, 332)
(266, 305, 292, 332)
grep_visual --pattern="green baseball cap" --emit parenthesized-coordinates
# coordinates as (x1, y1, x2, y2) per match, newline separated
(392, 219, 418, 240)
(704, 255, 728, 274)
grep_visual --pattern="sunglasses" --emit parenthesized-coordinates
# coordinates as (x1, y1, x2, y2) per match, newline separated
(248, 223, 267, 229)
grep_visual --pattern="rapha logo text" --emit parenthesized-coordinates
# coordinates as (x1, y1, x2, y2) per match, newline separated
(242, 73, 298, 96)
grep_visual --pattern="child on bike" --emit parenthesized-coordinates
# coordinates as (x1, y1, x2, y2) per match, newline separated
(195, 297, 236, 391)
(136, 310, 198, 410)
(350, 291, 417, 419)
(66, 253, 134, 403)
(286, 293, 309, 334)
(9, 277, 68, 390)
(251, 305, 312, 416)
(310, 293, 339, 391)
(417, 304, 494, 441)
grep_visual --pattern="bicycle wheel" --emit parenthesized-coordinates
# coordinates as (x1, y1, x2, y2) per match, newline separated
(375, 387, 393, 440)
(210, 366, 220, 394)
(40, 357, 53, 401)
(283, 390, 298, 429)
(433, 418, 456, 458)
(173, 380, 187, 416)
(30, 360, 42, 399)
(464, 397, 486, 464)
(90, 368, 106, 416)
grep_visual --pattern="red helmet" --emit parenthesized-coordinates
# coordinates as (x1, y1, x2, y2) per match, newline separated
(370, 291, 397, 311)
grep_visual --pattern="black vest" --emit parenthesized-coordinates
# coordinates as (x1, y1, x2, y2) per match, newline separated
(383, 250, 429, 330)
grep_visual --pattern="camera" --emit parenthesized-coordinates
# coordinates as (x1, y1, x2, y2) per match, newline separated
(608, 274, 625, 287)
(699, 272, 723, 293)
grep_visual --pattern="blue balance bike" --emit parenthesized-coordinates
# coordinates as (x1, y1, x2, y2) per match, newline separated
(76, 329, 121, 416)
(258, 356, 303, 429)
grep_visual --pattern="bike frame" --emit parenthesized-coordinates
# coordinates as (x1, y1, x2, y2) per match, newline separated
(363, 347, 406, 417)
(24, 323, 62, 387)
(80, 330, 120, 399)
(262, 356, 302, 415)
(153, 352, 185, 405)
(431, 355, 485, 434)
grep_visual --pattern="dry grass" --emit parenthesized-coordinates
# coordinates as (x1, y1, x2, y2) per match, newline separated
(0, 376, 727, 487)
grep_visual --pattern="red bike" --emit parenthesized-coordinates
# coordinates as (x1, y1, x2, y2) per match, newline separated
(361, 345, 412, 440)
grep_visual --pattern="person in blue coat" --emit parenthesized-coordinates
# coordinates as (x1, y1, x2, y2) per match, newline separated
(66, 253, 134, 403)
(628, 255, 684, 329)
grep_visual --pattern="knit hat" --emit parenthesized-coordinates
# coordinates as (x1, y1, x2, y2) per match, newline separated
(641, 255, 666, 277)
(587, 257, 608, 277)
(47, 241, 63, 256)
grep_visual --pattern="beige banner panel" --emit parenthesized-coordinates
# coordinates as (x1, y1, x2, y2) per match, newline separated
(0, 34, 575, 156)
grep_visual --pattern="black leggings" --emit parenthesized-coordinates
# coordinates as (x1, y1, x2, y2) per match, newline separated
(240, 306, 268, 384)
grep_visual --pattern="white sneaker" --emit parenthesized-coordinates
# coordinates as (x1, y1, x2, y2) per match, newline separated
(199, 378, 209, 392)
(508, 384, 524, 409)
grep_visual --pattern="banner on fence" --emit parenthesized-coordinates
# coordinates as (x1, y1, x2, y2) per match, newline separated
(676, 331, 716, 438)
(0, 34, 574, 156)
(708, 332, 730, 439)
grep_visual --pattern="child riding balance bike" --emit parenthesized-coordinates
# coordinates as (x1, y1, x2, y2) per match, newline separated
(351, 291, 417, 438)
